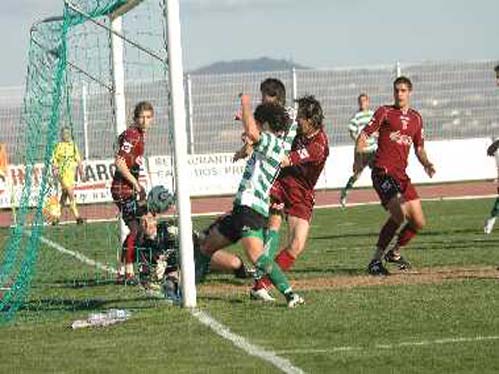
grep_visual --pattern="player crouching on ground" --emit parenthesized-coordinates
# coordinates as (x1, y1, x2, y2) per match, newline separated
(196, 94, 305, 308)
(136, 212, 255, 302)
(356, 76, 436, 275)
(251, 95, 329, 302)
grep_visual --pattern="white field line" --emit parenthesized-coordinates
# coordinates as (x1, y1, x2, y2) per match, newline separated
(276, 335, 499, 355)
(13, 192, 497, 229)
(315, 193, 497, 210)
(190, 308, 304, 374)
(38, 235, 117, 275)
(38, 235, 305, 374)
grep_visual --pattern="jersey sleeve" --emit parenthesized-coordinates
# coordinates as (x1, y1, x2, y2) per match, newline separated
(116, 131, 138, 167)
(51, 143, 61, 167)
(283, 120, 298, 153)
(413, 115, 425, 149)
(289, 135, 327, 166)
(348, 116, 359, 134)
(361, 107, 386, 137)
(73, 144, 82, 163)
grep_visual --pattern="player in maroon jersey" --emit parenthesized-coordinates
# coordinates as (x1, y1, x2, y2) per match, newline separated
(251, 95, 330, 301)
(356, 76, 436, 275)
(111, 101, 152, 284)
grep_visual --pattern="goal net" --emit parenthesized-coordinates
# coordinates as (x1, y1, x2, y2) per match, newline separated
(0, 0, 192, 323)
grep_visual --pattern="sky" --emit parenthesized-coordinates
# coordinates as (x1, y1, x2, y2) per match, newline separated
(0, 0, 498, 87)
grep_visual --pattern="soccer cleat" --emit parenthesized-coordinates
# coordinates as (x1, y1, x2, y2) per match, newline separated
(250, 287, 276, 302)
(339, 189, 347, 209)
(367, 259, 390, 276)
(384, 250, 412, 270)
(484, 217, 496, 235)
(286, 292, 305, 308)
(115, 273, 125, 285)
(76, 217, 85, 225)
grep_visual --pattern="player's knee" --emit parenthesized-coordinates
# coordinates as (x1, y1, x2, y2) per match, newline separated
(412, 216, 426, 231)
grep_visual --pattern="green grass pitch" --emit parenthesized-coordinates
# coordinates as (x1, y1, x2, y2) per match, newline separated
(1, 198, 499, 373)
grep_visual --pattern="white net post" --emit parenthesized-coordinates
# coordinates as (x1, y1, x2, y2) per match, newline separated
(395, 61, 402, 78)
(81, 82, 89, 160)
(186, 73, 195, 154)
(109, 15, 129, 250)
(164, 0, 197, 308)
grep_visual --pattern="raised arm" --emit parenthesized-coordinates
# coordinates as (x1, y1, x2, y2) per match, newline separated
(240, 94, 260, 144)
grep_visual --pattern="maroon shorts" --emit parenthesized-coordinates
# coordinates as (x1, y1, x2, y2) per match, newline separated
(371, 169, 419, 208)
(270, 180, 315, 221)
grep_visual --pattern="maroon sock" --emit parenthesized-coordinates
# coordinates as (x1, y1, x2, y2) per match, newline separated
(275, 249, 296, 271)
(376, 218, 400, 250)
(255, 277, 272, 290)
(397, 222, 418, 247)
(254, 250, 296, 290)
(124, 230, 137, 265)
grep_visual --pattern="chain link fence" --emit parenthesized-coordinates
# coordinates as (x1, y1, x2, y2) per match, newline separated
(1, 60, 497, 163)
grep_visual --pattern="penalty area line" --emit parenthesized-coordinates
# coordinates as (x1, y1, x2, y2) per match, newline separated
(276, 335, 499, 355)
(38, 235, 305, 374)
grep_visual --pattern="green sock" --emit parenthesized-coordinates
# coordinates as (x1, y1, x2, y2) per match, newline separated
(253, 229, 281, 280)
(491, 197, 499, 217)
(264, 229, 280, 258)
(345, 176, 357, 191)
(255, 253, 291, 295)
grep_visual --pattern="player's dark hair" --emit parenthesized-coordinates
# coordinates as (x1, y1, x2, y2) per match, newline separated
(296, 95, 324, 129)
(260, 78, 286, 106)
(133, 101, 154, 120)
(494, 64, 499, 73)
(358, 93, 368, 101)
(253, 102, 290, 133)
(393, 76, 413, 91)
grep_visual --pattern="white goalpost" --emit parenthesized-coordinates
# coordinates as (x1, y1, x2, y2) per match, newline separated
(163, 0, 197, 308)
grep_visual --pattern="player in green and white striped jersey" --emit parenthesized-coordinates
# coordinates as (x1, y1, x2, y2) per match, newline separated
(197, 94, 304, 308)
(340, 93, 377, 208)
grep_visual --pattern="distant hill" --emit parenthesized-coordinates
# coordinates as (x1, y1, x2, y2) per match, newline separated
(190, 57, 310, 75)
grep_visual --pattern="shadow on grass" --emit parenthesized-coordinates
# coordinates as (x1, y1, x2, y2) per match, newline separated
(42, 278, 117, 289)
(290, 267, 365, 276)
(419, 227, 487, 236)
(310, 232, 378, 240)
(19, 294, 160, 314)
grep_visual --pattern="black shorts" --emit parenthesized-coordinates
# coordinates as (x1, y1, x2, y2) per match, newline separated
(372, 168, 419, 208)
(212, 205, 266, 243)
(114, 195, 148, 226)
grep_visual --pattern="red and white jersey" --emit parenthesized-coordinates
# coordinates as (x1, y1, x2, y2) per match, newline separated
(111, 126, 145, 196)
(278, 128, 330, 192)
(362, 105, 424, 180)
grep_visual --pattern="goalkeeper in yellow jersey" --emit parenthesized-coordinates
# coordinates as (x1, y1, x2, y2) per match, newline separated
(52, 127, 86, 224)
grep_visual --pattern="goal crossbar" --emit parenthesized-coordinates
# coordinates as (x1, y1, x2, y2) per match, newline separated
(64, 0, 166, 63)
